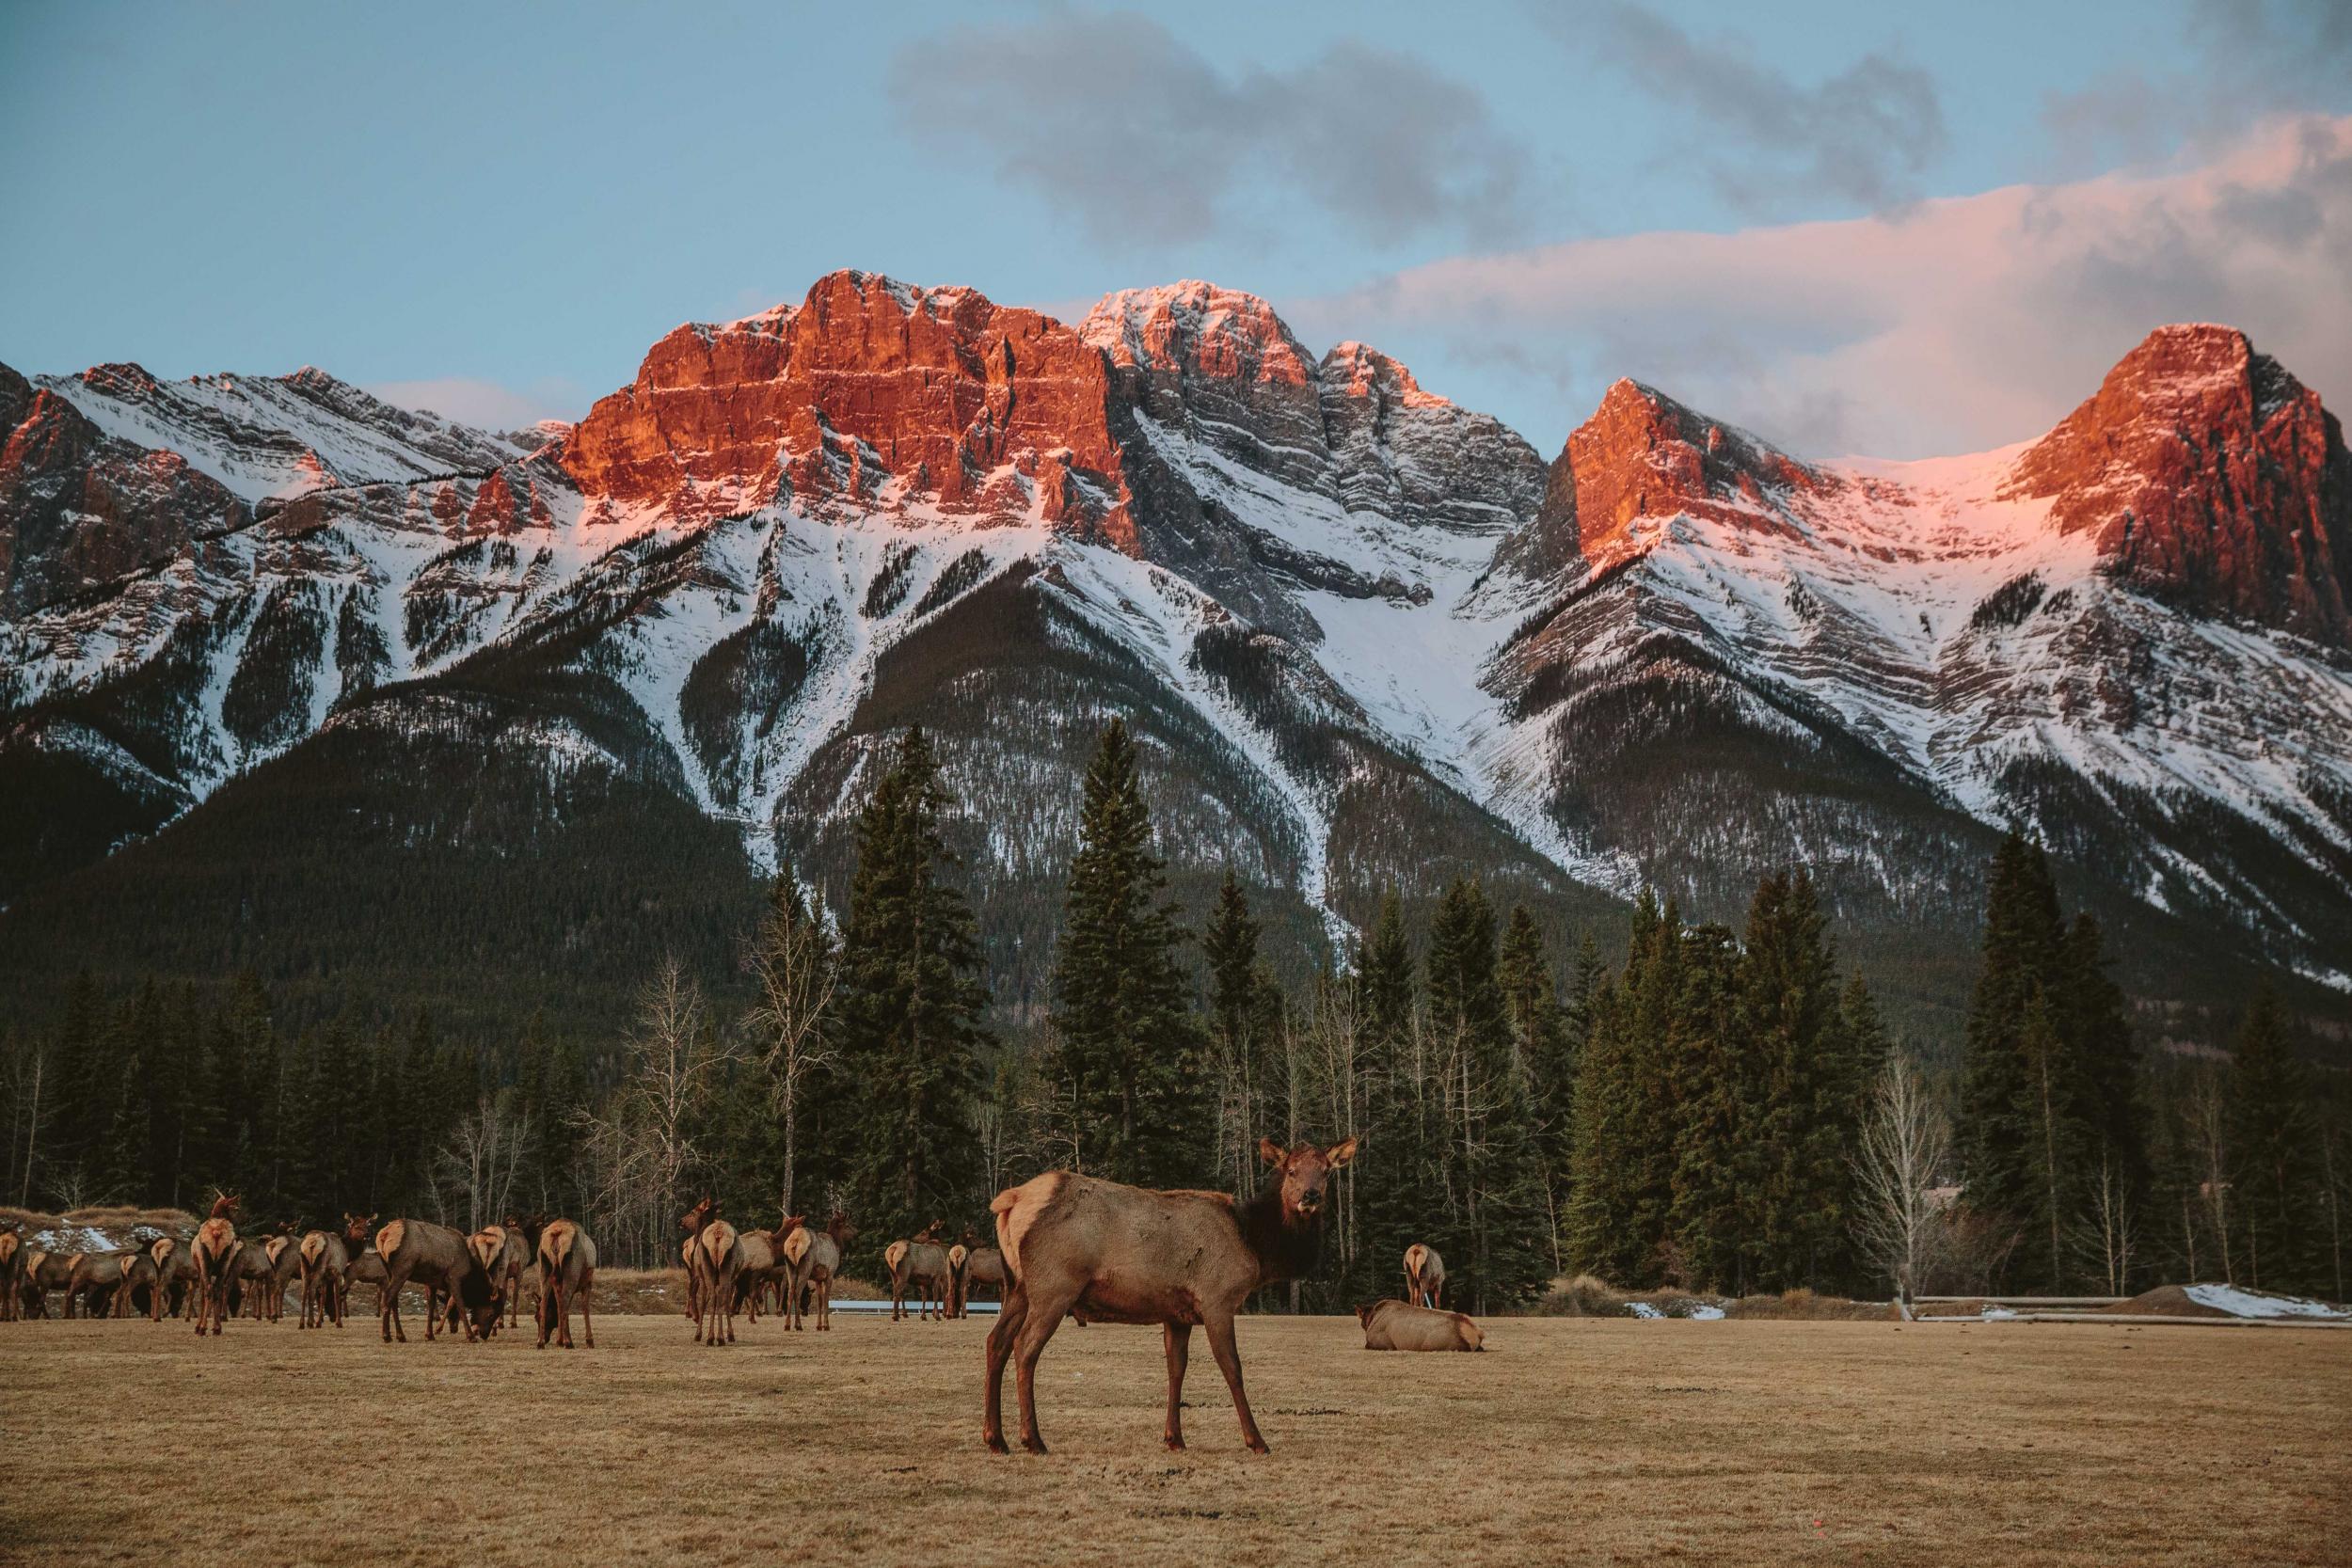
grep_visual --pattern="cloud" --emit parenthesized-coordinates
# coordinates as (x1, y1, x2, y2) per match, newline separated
(1555, 4, 1947, 215)
(2042, 0, 2352, 171)
(369, 376, 582, 433)
(888, 11, 1531, 249)
(1284, 116, 2352, 458)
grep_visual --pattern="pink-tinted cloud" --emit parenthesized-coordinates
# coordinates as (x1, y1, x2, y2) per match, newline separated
(1288, 116, 2352, 458)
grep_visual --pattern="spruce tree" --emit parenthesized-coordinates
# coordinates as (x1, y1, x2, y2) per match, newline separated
(1203, 869, 1281, 1192)
(832, 726, 991, 1250)
(1744, 872, 1853, 1290)
(1045, 719, 1205, 1188)
(1666, 922, 1749, 1291)
(1353, 889, 1429, 1303)
(1502, 907, 1577, 1276)
(2229, 982, 2317, 1292)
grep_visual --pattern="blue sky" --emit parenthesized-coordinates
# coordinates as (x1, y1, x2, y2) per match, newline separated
(3, 1, 2345, 456)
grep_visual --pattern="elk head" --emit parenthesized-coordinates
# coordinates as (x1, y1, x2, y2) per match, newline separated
(1258, 1137, 1358, 1225)
(208, 1193, 242, 1221)
(827, 1212, 857, 1245)
(681, 1196, 714, 1235)
(775, 1213, 807, 1243)
(516, 1214, 550, 1251)
(342, 1212, 376, 1248)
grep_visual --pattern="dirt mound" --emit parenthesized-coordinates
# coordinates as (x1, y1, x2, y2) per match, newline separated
(2101, 1286, 2234, 1318)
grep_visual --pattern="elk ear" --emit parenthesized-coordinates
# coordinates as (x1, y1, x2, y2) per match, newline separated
(1259, 1136, 1287, 1168)
(1324, 1136, 1359, 1169)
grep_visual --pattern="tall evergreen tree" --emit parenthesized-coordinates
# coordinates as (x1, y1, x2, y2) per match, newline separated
(2229, 982, 2318, 1291)
(832, 726, 991, 1250)
(1045, 719, 1205, 1188)
(1203, 869, 1283, 1192)
(1502, 907, 1577, 1275)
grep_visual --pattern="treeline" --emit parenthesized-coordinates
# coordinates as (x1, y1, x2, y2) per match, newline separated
(4, 721, 2345, 1306)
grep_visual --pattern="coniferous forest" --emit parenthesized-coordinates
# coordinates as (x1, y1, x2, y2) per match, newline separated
(4, 721, 2345, 1308)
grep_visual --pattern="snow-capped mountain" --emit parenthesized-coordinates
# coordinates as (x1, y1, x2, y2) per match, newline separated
(4, 273, 2346, 1038)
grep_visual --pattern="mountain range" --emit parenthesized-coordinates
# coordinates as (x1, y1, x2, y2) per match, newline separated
(4, 271, 2347, 1050)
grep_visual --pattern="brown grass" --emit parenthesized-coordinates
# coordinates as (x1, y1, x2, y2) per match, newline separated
(1, 1312, 2344, 1565)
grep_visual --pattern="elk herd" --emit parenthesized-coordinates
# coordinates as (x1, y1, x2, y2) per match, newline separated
(5, 1133, 1494, 1454)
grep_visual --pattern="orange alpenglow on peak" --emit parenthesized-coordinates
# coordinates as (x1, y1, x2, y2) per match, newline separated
(558, 270, 1136, 547)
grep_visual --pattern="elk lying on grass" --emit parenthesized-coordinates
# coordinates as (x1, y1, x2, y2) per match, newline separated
(783, 1212, 854, 1331)
(0, 1227, 20, 1322)
(190, 1195, 241, 1337)
(1403, 1243, 1445, 1308)
(983, 1135, 1358, 1456)
(885, 1223, 951, 1322)
(689, 1204, 741, 1346)
(298, 1228, 351, 1328)
(519, 1216, 596, 1350)
(373, 1218, 490, 1343)
(1358, 1298, 1484, 1351)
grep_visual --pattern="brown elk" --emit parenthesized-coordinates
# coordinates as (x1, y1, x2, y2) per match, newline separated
(464, 1224, 531, 1337)
(945, 1241, 970, 1319)
(297, 1227, 351, 1328)
(256, 1227, 302, 1323)
(983, 1135, 1357, 1456)
(1403, 1243, 1445, 1309)
(150, 1237, 196, 1320)
(373, 1217, 491, 1343)
(774, 1215, 811, 1329)
(65, 1251, 125, 1318)
(1358, 1298, 1484, 1352)
(115, 1247, 162, 1319)
(678, 1196, 713, 1323)
(689, 1203, 742, 1346)
(20, 1248, 73, 1319)
(950, 1227, 1008, 1317)
(0, 1227, 20, 1321)
(783, 1212, 854, 1331)
(885, 1222, 952, 1322)
(732, 1225, 781, 1323)
(344, 1247, 390, 1318)
(230, 1238, 277, 1320)
(518, 1215, 596, 1350)
(190, 1194, 241, 1336)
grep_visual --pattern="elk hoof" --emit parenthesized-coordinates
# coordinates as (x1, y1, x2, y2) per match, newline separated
(1164, 1435, 1186, 1452)
(1246, 1439, 1271, 1455)
(984, 1433, 1010, 1455)
(1022, 1434, 1049, 1456)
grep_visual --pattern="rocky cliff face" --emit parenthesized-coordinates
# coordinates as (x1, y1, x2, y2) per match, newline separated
(561, 270, 1137, 546)
(0, 363, 248, 614)
(2005, 324, 2352, 645)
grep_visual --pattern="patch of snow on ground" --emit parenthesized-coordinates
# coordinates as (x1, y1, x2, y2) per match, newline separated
(2183, 1284, 2350, 1319)
(35, 1227, 119, 1253)
(1626, 1301, 1662, 1320)
(1686, 1304, 1725, 1321)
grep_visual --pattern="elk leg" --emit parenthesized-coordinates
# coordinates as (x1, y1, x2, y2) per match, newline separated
(580, 1279, 595, 1349)
(1163, 1323, 1194, 1451)
(1203, 1312, 1268, 1454)
(1011, 1283, 1078, 1455)
(982, 1286, 1031, 1453)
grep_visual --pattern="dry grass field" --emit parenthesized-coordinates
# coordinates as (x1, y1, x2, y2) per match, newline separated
(2, 1309, 2344, 1566)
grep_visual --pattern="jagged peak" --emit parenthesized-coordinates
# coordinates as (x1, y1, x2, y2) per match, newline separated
(1319, 341, 1454, 412)
(1079, 280, 1315, 386)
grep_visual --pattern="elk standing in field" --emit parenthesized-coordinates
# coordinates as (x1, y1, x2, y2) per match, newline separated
(983, 1135, 1358, 1456)
(20, 1249, 74, 1319)
(945, 1240, 970, 1318)
(678, 1196, 713, 1323)
(230, 1237, 278, 1320)
(518, 1215, 596, 1350)
(150, 1237, 195, 1320)
(961, 1238, 1009, 1314)
(732, 1224, 781, 1323)
(258, 1227, 302, 1323)
(297, 1227, 350, 1328)
(688, 1202, 741, 1346)
(0, 1227, 20, 1321)
(189, 1195, 241, 1336)
(344, 1247, 389, 1317)
(373, 1218, 490, 1343)
(1403, 1243, 1445, 1309)
(117, 1247, 162, 1319)
(774, 1214, 810, 1328)
(65, 1251, 124, 1318)
(1358, 1298, 1484, 1351)
(465, 1224, 531, 1338)
(784, 1212, 854, 1331)
(885, 1222, 952, 1323)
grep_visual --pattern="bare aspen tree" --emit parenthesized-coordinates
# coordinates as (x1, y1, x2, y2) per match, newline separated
(2187, 1065, 2235, 1283)
(1309, 973, 1366, 1276)
(1852, 1049, 1951, 1297)
(437, 1089, 535, 1232)
(743, 883, 837, 1220)
(2071, 1146, 2138, 1295)
(576, 958, 739, 1266)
